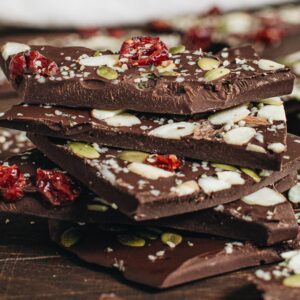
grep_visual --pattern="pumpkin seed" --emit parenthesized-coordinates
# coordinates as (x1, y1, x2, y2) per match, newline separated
(117, 150, 149, 163)
(169, 44, 186, 55)
(60, 227, 82, 248)
(87, 204, 109, 212)
(117, 234, 146, 247)
(68, 142, 100, 159)
(211, 163, 239, 172)
(241, 167, 261, 183)
(137, 229, 159, 240)
(93, 50, 101, 57)
(161, 232, 182, 248)
(97, 66, 118, 80)
(283, 274, 300, 287)
(204, 67, 230, 81)
(197, 57, 220, 71)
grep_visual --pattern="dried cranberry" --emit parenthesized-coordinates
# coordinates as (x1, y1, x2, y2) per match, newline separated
(78, 27, 99, 38)
(203, 6, 222, 17)
(119, 36, 169, 66)
(107, 28, 126, 38)
(146, 154, 181, 171)
(9, 53, 26, 80)
(36, 169, 80, 206)
(0, 165, 27, 201)
(254, 26, 285, 45)
(149, 20, 172, 32)
(183, 27, 213, 50)
(9, 50, 58, 80)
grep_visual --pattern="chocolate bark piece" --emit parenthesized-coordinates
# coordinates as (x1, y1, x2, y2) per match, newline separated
(0, 100, 288, 170)
(0, 44, 294, 115)
(0, 148, 298, 246)
(0, 128, 33, 160)
(48, 219, 296, 289)
(28, 133, 300, 220)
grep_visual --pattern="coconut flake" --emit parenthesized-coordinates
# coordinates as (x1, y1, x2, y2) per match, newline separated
(79, 54, 119, 67)
(257, 105, 286, 122)
(1, 42, 30, 60)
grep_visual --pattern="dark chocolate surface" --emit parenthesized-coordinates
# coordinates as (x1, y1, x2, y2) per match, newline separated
(28, 133, 300, 220)
(0, 101, 287, 170)
(0, 45, 295, 115)
(0, 148, 298, 246)
(48, 219, 298, 289)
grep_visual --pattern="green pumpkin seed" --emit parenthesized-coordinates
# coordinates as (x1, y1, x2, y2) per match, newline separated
(161, 232, 183, 248)
(117, 150, 149, 163)
(117, 234, 146, 247)
(241, 167, 261, 183)
(283, 274, 300, 287)
(211, 163, 239, 172)
(260, 98, 283, 106)
(93, 50, 101, 57)
(68, 142, 100, 159)
(97, 66, 118, 80)
(137, 229, 159, 240)
(169, 44, 186, 55)
(197, 57, 220, 71)
(87, 204, 109, 212)
(60, 227, 82, 248)
(160, 71, 179, 77)
(204, 67, 230, 81)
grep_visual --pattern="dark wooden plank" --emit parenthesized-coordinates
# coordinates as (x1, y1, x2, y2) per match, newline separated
(0, 213, 264, 300)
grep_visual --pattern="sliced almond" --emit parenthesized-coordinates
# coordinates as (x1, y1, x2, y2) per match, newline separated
(246, 143, 267, 153)
(288, 183, 300, 204)
(198, 176, 231, 194)
(127, 162, 173, 180)
(1, 42, 30, 60)
(257, 105, 286, 122)
(91, 109, 124, 121)
(79, 54, 119, 67)
(241, 187, 286, 206)
(260, 97, 283, 106)
(223, 127, 256, 146)
(104, 113, 141, 127)
(148, 122, 196, 140)
(171, 180, 199, 196)
(208, 104, 250, 125)
(217, 171, 245, 185)
(243, 115, 269, 126)
(257, 59, 285, 71)
(267, 142, 286, 153)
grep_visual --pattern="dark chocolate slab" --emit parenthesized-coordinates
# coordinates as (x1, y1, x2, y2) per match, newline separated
(0, 44, 294, 115)
(48, 219, 296, 289)
(0, 100, 287, 170)
(28, 133, 300, 220)
(0, 148, 298, 246)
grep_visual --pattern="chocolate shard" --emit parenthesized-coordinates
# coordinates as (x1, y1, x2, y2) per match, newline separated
(48, 219, 298, 289)
(0, 149, 298, 246)
(28, 133, 300, 220)
(0, 43, 295, 115)
(0, 100, 288, 170)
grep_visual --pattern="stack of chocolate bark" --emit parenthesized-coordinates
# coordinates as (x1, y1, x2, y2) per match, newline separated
(0, 37, 300, 289)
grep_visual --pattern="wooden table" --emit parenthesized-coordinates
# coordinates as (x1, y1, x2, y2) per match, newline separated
(0, 214, 265, 300)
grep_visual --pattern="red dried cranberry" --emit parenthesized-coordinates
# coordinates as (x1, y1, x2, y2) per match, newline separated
(119, 36, 169, 66)
(36, 169, 80, 206)
(145, 154, 181, 171)
(9, 50, 58, 80)
(254, 26, 285, 45)
(107, 28, 126, 38)
(78, 27, 99, 38)
(203, 6, 222, 17)
(183, 27, 213, 50)
(0, 165, 27, 201)
(9, 53, 26, 80)
(149, 20, 172, 32)
(26, 50, 58, 76)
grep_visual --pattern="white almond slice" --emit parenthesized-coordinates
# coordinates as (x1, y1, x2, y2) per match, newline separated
(148, 122, 196, 140)
(260, 97, 283, 106)
(267, 142, 286, 153)
(198, 176, 231, 195)
(288, 252, 300, 274)
(127, 162, 173, 180)
(104, 113, 141, 127)
(171, 180, 199, 196)
(1, 42, 30, 60)
(257, 59, 285, 71)
(91, 109, 124, 121)
(246, 143, 267, 153)
(223, 13, 253, 34)
(257, 105, 286, 122)
(281, 250, 299, 260)
(79, 54, 119, 67)
(288, 183, 300, 204)
(241, 187, 286, 206)
(208, 104, 250, 125)
(224, 127, 256, 146)
(217, 171, 245, 185)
